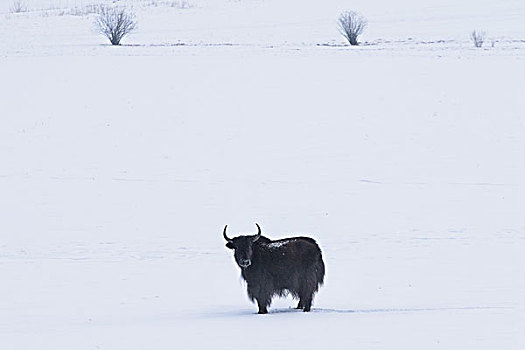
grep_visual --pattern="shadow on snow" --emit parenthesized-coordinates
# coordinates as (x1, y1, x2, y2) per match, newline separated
(203, 305, 510, 318)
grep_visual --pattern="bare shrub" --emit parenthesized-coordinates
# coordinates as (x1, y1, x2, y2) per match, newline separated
(338, 11, 367, 46)
(146, 0, 194, 9)
(170, 0, 194, 9)
(10, 0, 28, 13)
(95, 6, 137, 46)
(70, 4, 104, 16)
(471, 30, 485, 48)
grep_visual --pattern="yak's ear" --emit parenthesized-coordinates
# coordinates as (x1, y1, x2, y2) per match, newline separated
(225, 242, 235, 249)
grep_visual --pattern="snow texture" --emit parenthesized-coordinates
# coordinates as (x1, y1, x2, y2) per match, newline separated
(0, 0, 524, 349)
(266, 240, 294, 249)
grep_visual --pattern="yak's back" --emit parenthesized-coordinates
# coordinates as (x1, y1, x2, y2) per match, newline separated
(258, 235, 320, 248)
(269, 236, 321, 250)
(255, 235, 323, 266)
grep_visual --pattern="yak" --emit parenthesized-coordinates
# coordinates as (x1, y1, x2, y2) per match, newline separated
(223, 223, 325, 314)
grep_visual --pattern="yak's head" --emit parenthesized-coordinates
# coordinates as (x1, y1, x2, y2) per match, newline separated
(223, 223, 262, 268)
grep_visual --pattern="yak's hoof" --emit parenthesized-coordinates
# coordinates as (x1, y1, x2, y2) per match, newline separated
(303, 307, 311, 312)
(258, 309, 268, 314)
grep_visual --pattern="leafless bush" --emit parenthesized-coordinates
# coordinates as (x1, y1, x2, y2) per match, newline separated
(10, 0, 28, 13)
(95, 6, 137, 46)
(170, 0, 194, 9)
(70, 4, 104, 16)
(338, 11, 367, 46)
(470, 30, 485, 48)
(147, 0, 194, 9)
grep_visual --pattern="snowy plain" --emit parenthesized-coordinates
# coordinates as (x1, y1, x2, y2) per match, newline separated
(1, 0, 525, 349)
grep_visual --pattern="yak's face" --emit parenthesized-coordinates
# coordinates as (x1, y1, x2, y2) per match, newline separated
(223, 224, 262, 269)
(226, 236, 257, 268)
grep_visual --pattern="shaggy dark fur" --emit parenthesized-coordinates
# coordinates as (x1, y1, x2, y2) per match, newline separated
(223, 224, 325, 314)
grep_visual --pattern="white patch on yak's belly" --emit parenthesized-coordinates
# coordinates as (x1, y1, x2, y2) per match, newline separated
(267, 240, 294, 249)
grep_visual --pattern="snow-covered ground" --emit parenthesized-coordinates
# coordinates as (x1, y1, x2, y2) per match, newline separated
(1, 0, 524, 349)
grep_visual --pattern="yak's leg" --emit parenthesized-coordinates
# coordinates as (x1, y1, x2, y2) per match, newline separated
(296, 284, 309, 309)
(301, 282, 316, 312)
(296, 292, 306, 309)
(302, 296, 313, 312)
(248, 284, 271, 314)
(256, 295, 271, 314)
(300, 268, 320, 312)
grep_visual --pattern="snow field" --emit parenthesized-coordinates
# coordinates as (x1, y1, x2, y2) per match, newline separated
(1, 0, 524, 348)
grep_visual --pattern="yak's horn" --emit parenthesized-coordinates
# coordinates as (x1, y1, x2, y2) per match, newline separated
(223, 225, 233, 242)
(253, 223, 262, 242)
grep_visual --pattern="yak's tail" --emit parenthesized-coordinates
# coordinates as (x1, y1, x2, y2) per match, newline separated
(316, 253, 326, 286)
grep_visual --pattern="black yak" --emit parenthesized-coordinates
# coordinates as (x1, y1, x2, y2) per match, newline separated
(223, 223, 325, 314)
